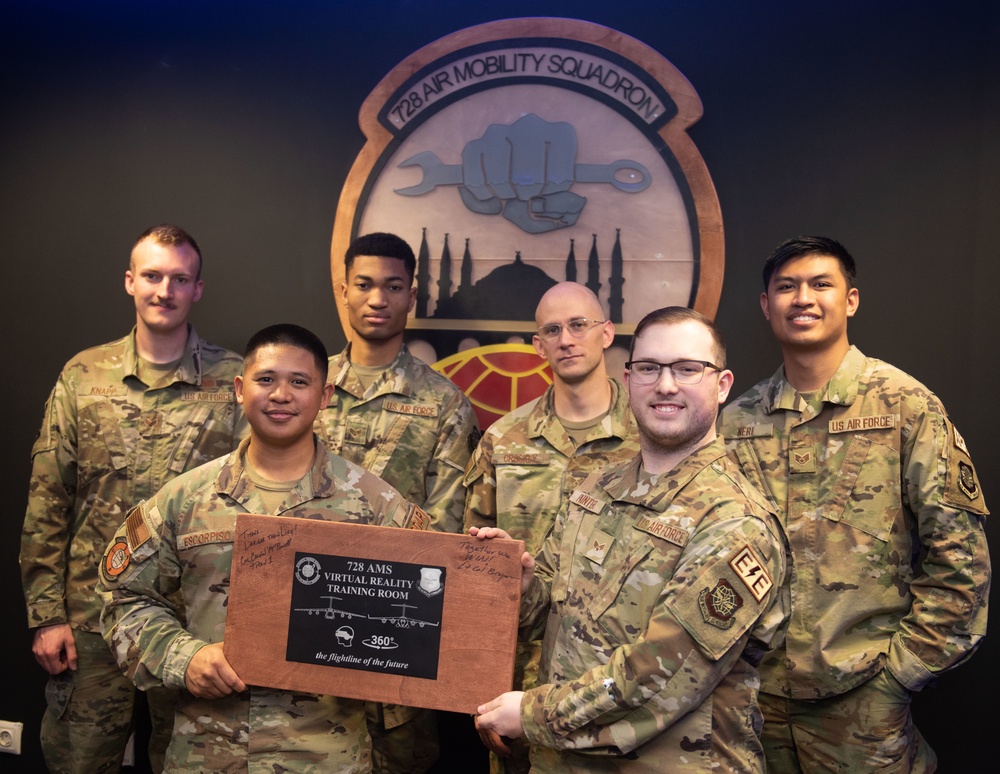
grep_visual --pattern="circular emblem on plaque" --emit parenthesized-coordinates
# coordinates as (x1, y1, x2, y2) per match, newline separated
(295, 556, 322, 585)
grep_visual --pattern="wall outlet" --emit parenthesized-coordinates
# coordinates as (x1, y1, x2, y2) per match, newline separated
(0, 720, 23, 755)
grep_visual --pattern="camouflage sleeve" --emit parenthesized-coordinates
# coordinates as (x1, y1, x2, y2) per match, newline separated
(20, 376, 77, 628)
(462, 425, 498, 533)
(887, 403, 990, 690)
(423, 390, 480, 534)
(98, 502, 208, 690)
(519, 514, 784, 756)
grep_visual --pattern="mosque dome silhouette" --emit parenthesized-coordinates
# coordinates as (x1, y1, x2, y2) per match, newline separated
(434, 253, 556, 321)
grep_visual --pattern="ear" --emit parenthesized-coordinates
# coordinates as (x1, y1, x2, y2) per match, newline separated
(320, 382, 335, 410)
(234, 374, 245, 405)
(601, 320, 615, 350)
(532, 335, 545, 359)
(407, 285, 417, 313)
(846, 287, 859, 318)
(192, 279, 204, 304)
(125, 270, 136, 297)
(717, 369, 734, 405)
(759, 291, 770, 321)
(338, 280, 349, 306)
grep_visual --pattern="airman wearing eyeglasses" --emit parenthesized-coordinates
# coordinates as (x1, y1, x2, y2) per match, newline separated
(472, 307, 788, 772)
(464, 281, 640, 773)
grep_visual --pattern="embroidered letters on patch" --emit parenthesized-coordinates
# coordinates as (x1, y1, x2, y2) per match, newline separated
(729, 544, 773, 602)
(633, 516, 689, 547)
(569, 489, 604, 514)
(828, 414, 897, 433)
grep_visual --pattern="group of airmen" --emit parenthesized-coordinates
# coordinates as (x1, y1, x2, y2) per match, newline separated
(20, 225, 989, 773)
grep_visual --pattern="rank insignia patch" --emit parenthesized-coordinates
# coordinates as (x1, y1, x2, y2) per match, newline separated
(698, 579, 743, 629)
(584, 530, 614, 564)
(958, 461, 980, 500)
(104, 539, 131, 579)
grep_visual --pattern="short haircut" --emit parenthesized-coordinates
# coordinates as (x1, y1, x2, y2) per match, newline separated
(629, 306, 727, 368)
(243, 324, 329, 381)
(133, 224, 203, 279)
(345, 232, 416, 282)
(761, 236, 857, 290)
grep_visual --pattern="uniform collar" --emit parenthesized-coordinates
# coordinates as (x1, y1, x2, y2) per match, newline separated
(122, 325, 203, 387)
(216, 434, 338, 508)
(526, 377, 632, 450)
(330, 342, 413, 399)
(763, 345, 865, 415)
(602, 435, 727, 511)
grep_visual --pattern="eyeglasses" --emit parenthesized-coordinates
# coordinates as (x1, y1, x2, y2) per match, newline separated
(535, 318, 606, 341)
(625, 359, 722, 385)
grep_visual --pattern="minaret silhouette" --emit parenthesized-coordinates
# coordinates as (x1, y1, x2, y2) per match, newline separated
(586, 234, 601, 297)
(460, 238, 473, 291)
(437, 233, 453, 303)
(565, 238, 577, 282)
(416, 227, 431, 318)
(609, 228, 624, 323)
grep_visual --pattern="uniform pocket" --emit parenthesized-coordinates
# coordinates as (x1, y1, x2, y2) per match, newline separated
(823, 435, 900, 541)
(44, 670, 74, 720)
(77, 401, 129, 485)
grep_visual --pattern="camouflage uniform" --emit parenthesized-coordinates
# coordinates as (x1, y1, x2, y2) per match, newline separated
(98, 436, 426, 773)
(464, 379, 639, 773)
(720, 346, 990, 772)
(20, 326, 244, 774)
(517, 437, 788, 773)
(315, 343, 478, 772)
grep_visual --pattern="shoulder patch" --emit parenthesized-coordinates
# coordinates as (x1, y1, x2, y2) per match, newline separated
(942, 424, 988, 515)
(698, 579, 743, 629)
(103, 539, 131, 580)
(634, 515, 689, 547)
(408, 504, 431, 531)
(467, 426, 483, 453)
(125, 507, 150, 551)
(729, 544, 773, 602)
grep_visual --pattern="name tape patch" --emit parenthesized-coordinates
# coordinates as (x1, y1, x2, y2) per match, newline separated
(828, 414, 897, 434)
(634, 516, 689, 547)
(179, 529, 235, 549)
(570, 490, 604, 515)
(496, 452, 550, 466)
(384, 400, 438, 418)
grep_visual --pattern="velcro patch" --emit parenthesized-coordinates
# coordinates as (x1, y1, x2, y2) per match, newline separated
(178, 529, 236, 549)
(584, 530, 614, 564)
(732, 423, 773, 439)
(409, 505, 431, 531)
(384, 400, 438, 418)
(103, 539, 131, 580)
(569, 489, 604, 514)
(953, 426, 970, 455)
(125, 508, 150, 550)
(789, 447, 816, 474)
(828, 414, 898, 433)
(634, 516, 689, 547)
(729, 544, 773, 602)
(496, 453, 550, 466)
(698, 579, 743, 629)
(182, 391, 235, 403)
(958, 461, 980, 500)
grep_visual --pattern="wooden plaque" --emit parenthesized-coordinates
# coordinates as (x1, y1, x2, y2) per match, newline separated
(224, 514, 524, 713)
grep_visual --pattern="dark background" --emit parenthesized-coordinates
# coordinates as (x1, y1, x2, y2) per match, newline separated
(2, 0, 996, 770)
